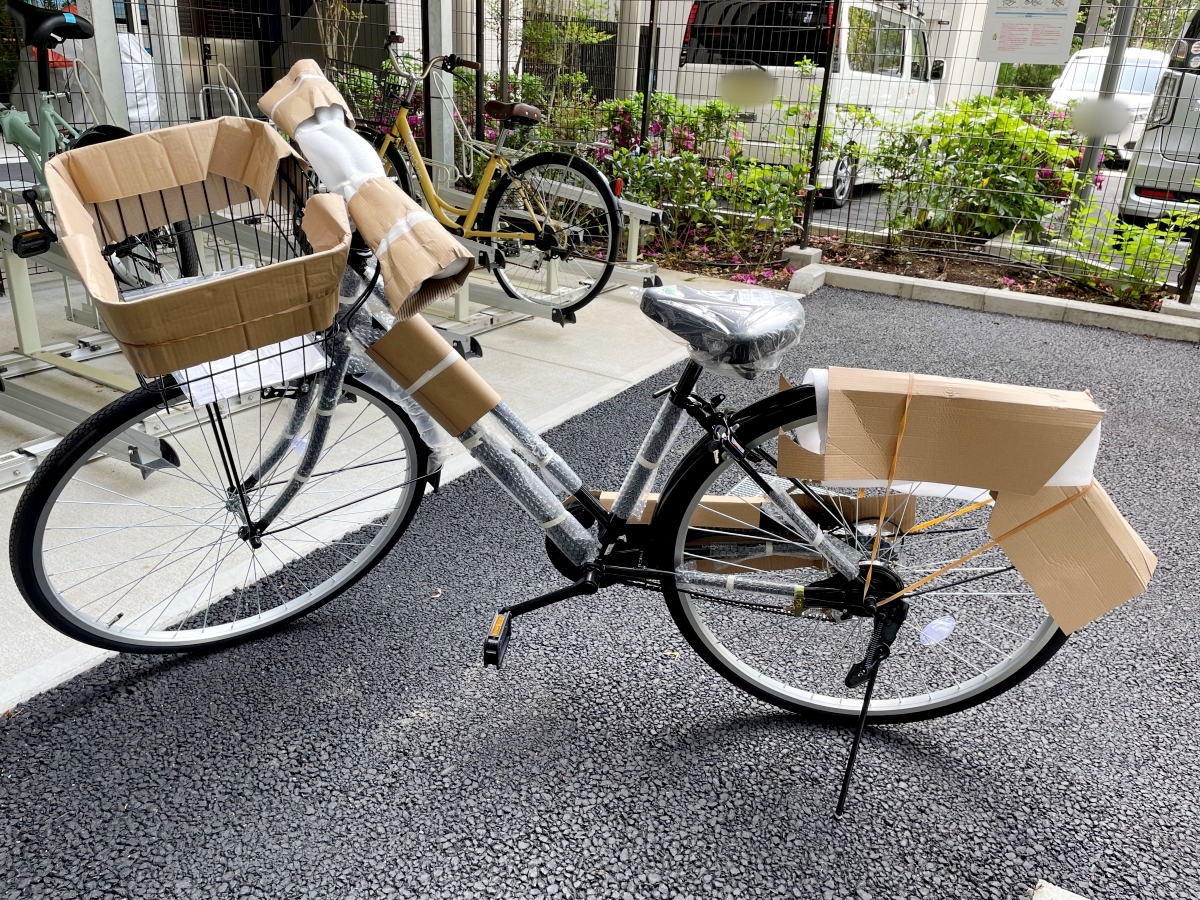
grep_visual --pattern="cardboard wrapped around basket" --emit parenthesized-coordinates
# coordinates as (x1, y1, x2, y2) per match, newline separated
(45, 117, 351, 377)
(774, 367, 1155, 633)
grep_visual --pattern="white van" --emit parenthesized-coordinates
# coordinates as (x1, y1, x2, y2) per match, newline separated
(672, 0, 943, 206)
(1119, 10, 1200, 225)
(1049, 47, 1168, 165)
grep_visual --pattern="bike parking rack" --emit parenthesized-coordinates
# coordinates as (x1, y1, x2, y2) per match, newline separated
(430, 184, 660, 337)
(0, 182, 149, 490)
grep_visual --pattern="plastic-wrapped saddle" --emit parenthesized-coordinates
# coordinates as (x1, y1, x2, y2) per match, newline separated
(640, 284, 805, 380)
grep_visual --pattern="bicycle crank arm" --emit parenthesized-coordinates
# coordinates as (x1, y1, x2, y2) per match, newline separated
(483, 569, 600, 669)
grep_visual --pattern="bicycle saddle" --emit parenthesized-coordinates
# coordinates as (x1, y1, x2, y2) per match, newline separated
(483, 100, 542, 126)
(6, 0, 93, 45)
(641, 284, 806, 380)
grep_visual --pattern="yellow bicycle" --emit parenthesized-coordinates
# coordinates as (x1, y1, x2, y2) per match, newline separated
(329, 47, 621, 317)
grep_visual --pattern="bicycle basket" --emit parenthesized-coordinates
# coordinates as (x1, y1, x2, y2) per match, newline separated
(325, 58, 409, 130)
(45, 117, 351, 400)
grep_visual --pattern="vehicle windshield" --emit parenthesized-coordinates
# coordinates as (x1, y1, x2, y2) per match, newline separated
(681, 0, 828, 67)
(1059, 56, 1164, 95)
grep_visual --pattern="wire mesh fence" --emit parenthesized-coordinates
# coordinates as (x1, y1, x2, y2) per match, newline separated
(1, 0, 1199, 307)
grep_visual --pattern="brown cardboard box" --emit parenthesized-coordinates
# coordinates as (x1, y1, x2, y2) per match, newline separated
(46, 117, 350, 377)
(258, 58, 354, 136)
(776, 367, 1104, 494)
(989, 480, 1156, 634)
(366, 313, 500, 435)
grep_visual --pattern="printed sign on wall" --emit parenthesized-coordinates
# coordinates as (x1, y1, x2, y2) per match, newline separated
(978, 0, 1083, 65)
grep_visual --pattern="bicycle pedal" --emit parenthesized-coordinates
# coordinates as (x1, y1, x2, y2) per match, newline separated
(482, 610, 512, 669)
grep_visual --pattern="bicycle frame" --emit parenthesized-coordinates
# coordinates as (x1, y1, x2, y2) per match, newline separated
(375, 55, 547, 242)
(0, 90, 79, 194)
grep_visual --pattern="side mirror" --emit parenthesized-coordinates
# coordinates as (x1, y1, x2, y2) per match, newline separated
(1052, 77, 1062, 89)
(930, 59, 945, 80)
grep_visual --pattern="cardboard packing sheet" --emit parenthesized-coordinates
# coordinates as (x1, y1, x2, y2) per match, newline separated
(989, 480, 1156, 634)
(366, 313, 500, 435)
(46, 117, 350, 377)
(772, 369, 1154, 631)
(776, 367, 1105, 494)
(258, 58, 355, 137)
(347, 176, 473, 319)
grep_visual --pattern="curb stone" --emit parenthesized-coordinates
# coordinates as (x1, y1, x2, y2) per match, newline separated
(820, 265, 1200, 342)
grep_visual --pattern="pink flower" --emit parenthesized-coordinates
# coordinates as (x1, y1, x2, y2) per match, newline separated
(650, 120, 662, 135)
(725, 171, 734, 181)
(731, 253, 741, 263)
(1093, 172, 1106, 189)
(784, 266, 795, 275)
(762, 269, 774, 279)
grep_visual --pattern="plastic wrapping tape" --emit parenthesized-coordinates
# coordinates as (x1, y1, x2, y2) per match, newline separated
(611, 396, 688, 521)
(491, 401, 583, 497)
(640, 284, 805, 381)
(258, 58, 354, 136)
(462, 415, 600, 568)
(365, 313, 499, 436)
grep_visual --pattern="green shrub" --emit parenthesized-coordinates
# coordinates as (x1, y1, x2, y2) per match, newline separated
(876, 96, 1084, 242)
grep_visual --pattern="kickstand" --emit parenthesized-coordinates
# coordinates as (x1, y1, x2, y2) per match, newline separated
(835, 656, 881, 818)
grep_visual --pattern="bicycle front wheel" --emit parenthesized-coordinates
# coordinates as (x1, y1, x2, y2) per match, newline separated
(651, 386, 1067, 725)
(11, 373, 428, 653)
(482, 151, 620, 316)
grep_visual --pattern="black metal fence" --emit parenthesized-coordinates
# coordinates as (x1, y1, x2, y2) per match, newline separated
(2, 0, 1198, 307)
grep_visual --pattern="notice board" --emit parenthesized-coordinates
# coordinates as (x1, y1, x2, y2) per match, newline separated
(978, 0, 1082, 65)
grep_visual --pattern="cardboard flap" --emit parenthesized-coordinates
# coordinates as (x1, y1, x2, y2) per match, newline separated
(301, 193, 351, 252)
(45, 118, 292, 207)
(259, 59, 355, 135)
(989, 480, 1156, 633)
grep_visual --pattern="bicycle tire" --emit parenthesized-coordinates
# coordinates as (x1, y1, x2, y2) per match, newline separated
(11, 375, 430, 654)
(481, 151, 620, 316)
(650, 385, 1068, 726)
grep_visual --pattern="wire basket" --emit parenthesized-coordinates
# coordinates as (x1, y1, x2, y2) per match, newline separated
(325, 58, 412, 130)
(103, 165, 343, 404)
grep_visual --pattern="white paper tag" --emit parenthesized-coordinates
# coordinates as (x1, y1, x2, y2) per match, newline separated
(177, 335, 328, 406)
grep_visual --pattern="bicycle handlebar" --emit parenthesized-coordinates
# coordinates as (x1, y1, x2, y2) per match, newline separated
(446, 55, 481, 71)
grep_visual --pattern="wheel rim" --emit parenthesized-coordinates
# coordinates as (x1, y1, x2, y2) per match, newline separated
(489, 161, 616, 309)
(29, 379, 419, 649)
(833, 156, 852, 203)
(670, 413, 1059, 718)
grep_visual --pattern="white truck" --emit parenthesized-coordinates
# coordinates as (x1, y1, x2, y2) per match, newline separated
(672, 0, 943, 206)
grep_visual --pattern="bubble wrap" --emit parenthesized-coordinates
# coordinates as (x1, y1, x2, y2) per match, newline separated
(674, 569, 801, 598)
(640, 285, 805, 381)
(611, 396, 688, 521)
(462, 415, 600, 568)
(491, 401, 583, 498)
(760, 488, 862, 580)
(343, 302, 455, 470)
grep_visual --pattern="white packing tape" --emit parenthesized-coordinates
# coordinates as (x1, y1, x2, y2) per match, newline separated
(406, 349, 460, 395)
(376, 209, 438, 257)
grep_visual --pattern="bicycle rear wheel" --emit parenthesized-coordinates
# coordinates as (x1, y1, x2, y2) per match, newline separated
(11, 372, 428, 653)
(651, 387, 1067, 725)
(481, 151, 620, 316)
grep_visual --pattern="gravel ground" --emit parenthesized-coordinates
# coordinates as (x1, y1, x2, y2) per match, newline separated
(3, 287, 1199, 900)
